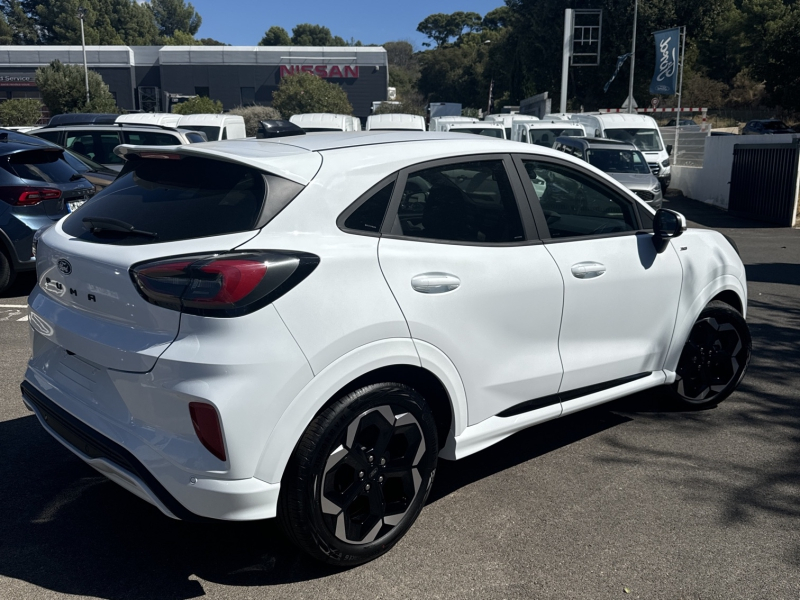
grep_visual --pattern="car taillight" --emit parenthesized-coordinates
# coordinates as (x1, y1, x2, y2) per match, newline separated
(0, 186, 62, 206)
(189, 402, 226, 461)
(130, 250, 320, 317)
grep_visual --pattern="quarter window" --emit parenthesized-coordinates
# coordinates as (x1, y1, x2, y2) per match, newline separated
(395, 160, 524, 244)
(123, 131, 182, 146)
(522, 160, 638, 238)
(344, 181, 394, 233)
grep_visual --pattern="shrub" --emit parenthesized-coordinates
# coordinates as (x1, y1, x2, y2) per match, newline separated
(271, 72, 352, 118)
(374, 101, 425, 116)
(228, 105, 282, 136)
(35, 60, 118, 115)
(0, 98, 43, 126)
(171, 95, 223, 115)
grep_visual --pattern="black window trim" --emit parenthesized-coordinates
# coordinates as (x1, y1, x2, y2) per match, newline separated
(336, 173, 398, 238)
(380, 153, 542, 247)
(511, 153, 650, 244)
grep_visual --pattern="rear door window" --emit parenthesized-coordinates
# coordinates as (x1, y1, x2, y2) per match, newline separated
(32, 130, 62, 145)
(123, 131, 183, 146)
(61, 156, 269, 245)
(2, 149, 77, 183)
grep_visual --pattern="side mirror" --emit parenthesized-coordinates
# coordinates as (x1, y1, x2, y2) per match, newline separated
(666, 144, 673, 155)
(652, 208, 686, 253)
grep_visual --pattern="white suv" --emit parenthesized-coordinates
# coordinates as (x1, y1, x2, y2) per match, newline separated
(22, 132, 751, 566)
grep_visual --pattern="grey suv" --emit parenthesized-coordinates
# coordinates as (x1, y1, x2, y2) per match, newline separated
(30, 118, 206, 171)
(553, 137, 663, 209)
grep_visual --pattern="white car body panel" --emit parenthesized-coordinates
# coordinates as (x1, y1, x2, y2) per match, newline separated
(366, 114, 426, 131)
(289, 113, 356, 132)
(177, 114, 247, 140)
(23, 132, 748, 523)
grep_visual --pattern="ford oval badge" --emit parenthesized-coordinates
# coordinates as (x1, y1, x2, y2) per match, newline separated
(57, 259, 72, 275)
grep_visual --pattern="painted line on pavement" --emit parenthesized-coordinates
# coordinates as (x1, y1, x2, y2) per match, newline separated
(0, 304, 27, 308)
(17, 315, 28, 322)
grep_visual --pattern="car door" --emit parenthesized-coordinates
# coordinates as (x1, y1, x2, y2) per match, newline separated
(515, 155, 683, 402)
(377, 155, 565, 425)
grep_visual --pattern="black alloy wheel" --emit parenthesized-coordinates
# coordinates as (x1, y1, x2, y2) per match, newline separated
(279, 383, 438, 566)
(669, 301, 751, 407)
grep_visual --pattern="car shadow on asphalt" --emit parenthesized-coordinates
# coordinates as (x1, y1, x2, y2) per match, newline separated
(662, 191, 783, 230)
(0, 272, 35, 299)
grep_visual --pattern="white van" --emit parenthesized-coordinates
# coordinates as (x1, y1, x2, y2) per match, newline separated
(431, 118, 506, 139)
(349, 116, 363, 131)
(366, 113, 426, 131)
(176, 114, 246, 141)
(485, 114, 539, 140)
(289, 113, 356, 132)
(428, 116, 478, 131)
(117, 113, 182, 128)
(589, 113, 672, 189)
(511, 120, 586, 147)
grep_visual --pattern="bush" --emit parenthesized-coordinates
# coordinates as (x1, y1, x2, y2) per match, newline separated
(35, 60, 118, 115)
(374, 101, 425, 116)
(271, 72, 352, 118)
(0, 98, 43, 126)
(228, 105, 282, 136)
(171, 95, 223, 115)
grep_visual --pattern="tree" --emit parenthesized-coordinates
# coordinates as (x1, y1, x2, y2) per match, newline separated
(1, 0, 38, 44)
(373, 100, 425, 116)
(36, 60, 118, 114)
(259, 25, 291, 46)
(271, 72, 352, 118)
(291, 23, 347, 46)
(0, 11, 13, 44)
(170, 95, 223, 114)
(0, 98, 42, 126)
(26, 0, 160, 45)
(149, 0, 201, 37)
(228, 105, 282, 136)
(417, 11, 483, 47)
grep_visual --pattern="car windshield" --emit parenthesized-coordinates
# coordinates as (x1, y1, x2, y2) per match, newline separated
(529, 128, 583, 147)
(449, 128, 504, 138)
(180, 125, 220, 140)
(762, 121, 790, 130)
(604, 128, 663, 152)
(586, 149, 651, 174)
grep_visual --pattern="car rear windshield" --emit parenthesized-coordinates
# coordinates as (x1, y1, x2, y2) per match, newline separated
(1, 149, 77, 183)
(61, 155, 268, 245)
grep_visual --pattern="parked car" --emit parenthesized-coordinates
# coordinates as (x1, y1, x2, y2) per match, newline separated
(23, 132, 750, 567)
(30, 116, 207, 171)
(741, 119, 795, 135)
(511, 120, 586, 147)
(553, 136, 663, 209)
(665, 118, 700, 129)
(289, 113, 359, 132)
(0, 136, 94, 293)
(177, 114, 247, 140)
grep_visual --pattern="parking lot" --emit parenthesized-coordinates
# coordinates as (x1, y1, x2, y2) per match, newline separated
(0, 194, 798, 600)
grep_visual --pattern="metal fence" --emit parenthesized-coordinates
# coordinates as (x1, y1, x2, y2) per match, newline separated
(729, 141, 800, 226)
(660, 125, 709, 168)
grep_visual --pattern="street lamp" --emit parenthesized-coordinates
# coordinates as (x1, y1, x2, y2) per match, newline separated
(77, 6, 90, 106)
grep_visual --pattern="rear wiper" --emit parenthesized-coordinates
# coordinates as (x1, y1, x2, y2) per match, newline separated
(82, 217, 158, 239)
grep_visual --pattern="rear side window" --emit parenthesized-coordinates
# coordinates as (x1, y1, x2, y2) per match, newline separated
(32, 131, 62, 144)
(343, 181, 394, 233)
(123, 131, 182, 146)
(61, 156, 268, 245)
(1, 150, 77, 183)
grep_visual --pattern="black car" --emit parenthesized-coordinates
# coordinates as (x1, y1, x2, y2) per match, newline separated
(741, 119, 795, 135)
(0, 135, 94, 293)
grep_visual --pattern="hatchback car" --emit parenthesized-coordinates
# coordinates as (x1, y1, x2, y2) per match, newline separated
(0, 137, 94, 293)
(741, 119, 795, 135)
(553, 136, 663, 209)
(23, 133, 750, 566)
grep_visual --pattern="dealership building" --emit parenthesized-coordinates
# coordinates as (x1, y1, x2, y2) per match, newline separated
(0, 45, 389, 118)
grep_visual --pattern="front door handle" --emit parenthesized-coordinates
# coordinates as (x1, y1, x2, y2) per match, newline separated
(570, 262, 606, 279)
(411, 273, 461, 294)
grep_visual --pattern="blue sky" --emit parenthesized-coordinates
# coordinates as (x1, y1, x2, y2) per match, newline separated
(188, 0, 505, 48)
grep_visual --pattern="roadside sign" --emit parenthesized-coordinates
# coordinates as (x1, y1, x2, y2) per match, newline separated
(651, 97, 659, 108)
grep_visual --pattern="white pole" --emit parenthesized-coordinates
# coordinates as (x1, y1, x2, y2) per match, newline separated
(627, 0, 638, 113)
(673, 26, 686, 166)
(79, 8, 90, 106)
(560, 9, 573, 114)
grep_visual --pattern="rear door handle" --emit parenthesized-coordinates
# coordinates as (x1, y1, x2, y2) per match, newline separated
(570, 262, 606, 279)
(411, 273, 461, 294)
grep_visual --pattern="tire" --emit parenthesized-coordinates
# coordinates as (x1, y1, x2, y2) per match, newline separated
(666, 301, 752, 407)
(0, 248, 15, 296)
(278, 383, 438, 566)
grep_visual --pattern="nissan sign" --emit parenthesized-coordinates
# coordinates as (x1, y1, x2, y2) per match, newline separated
(279, 65, 359, 79)
(649, 28, 680, 96)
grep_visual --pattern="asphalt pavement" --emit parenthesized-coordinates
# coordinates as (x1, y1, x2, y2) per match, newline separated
(0, 194, 798, 599)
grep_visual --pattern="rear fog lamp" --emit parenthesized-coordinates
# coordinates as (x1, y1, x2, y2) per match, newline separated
(189, 402, 226, 461)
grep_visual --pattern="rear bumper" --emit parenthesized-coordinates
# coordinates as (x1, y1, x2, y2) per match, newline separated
(22, 380, 281, 521)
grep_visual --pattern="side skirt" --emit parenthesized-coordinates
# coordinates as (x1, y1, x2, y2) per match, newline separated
(440, 371, 666, 461)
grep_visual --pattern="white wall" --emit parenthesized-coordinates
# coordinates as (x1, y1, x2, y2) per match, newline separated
(672, 134, 799, 208)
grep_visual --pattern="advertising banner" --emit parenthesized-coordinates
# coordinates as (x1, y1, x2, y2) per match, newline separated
(649, 28, 680, 95)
